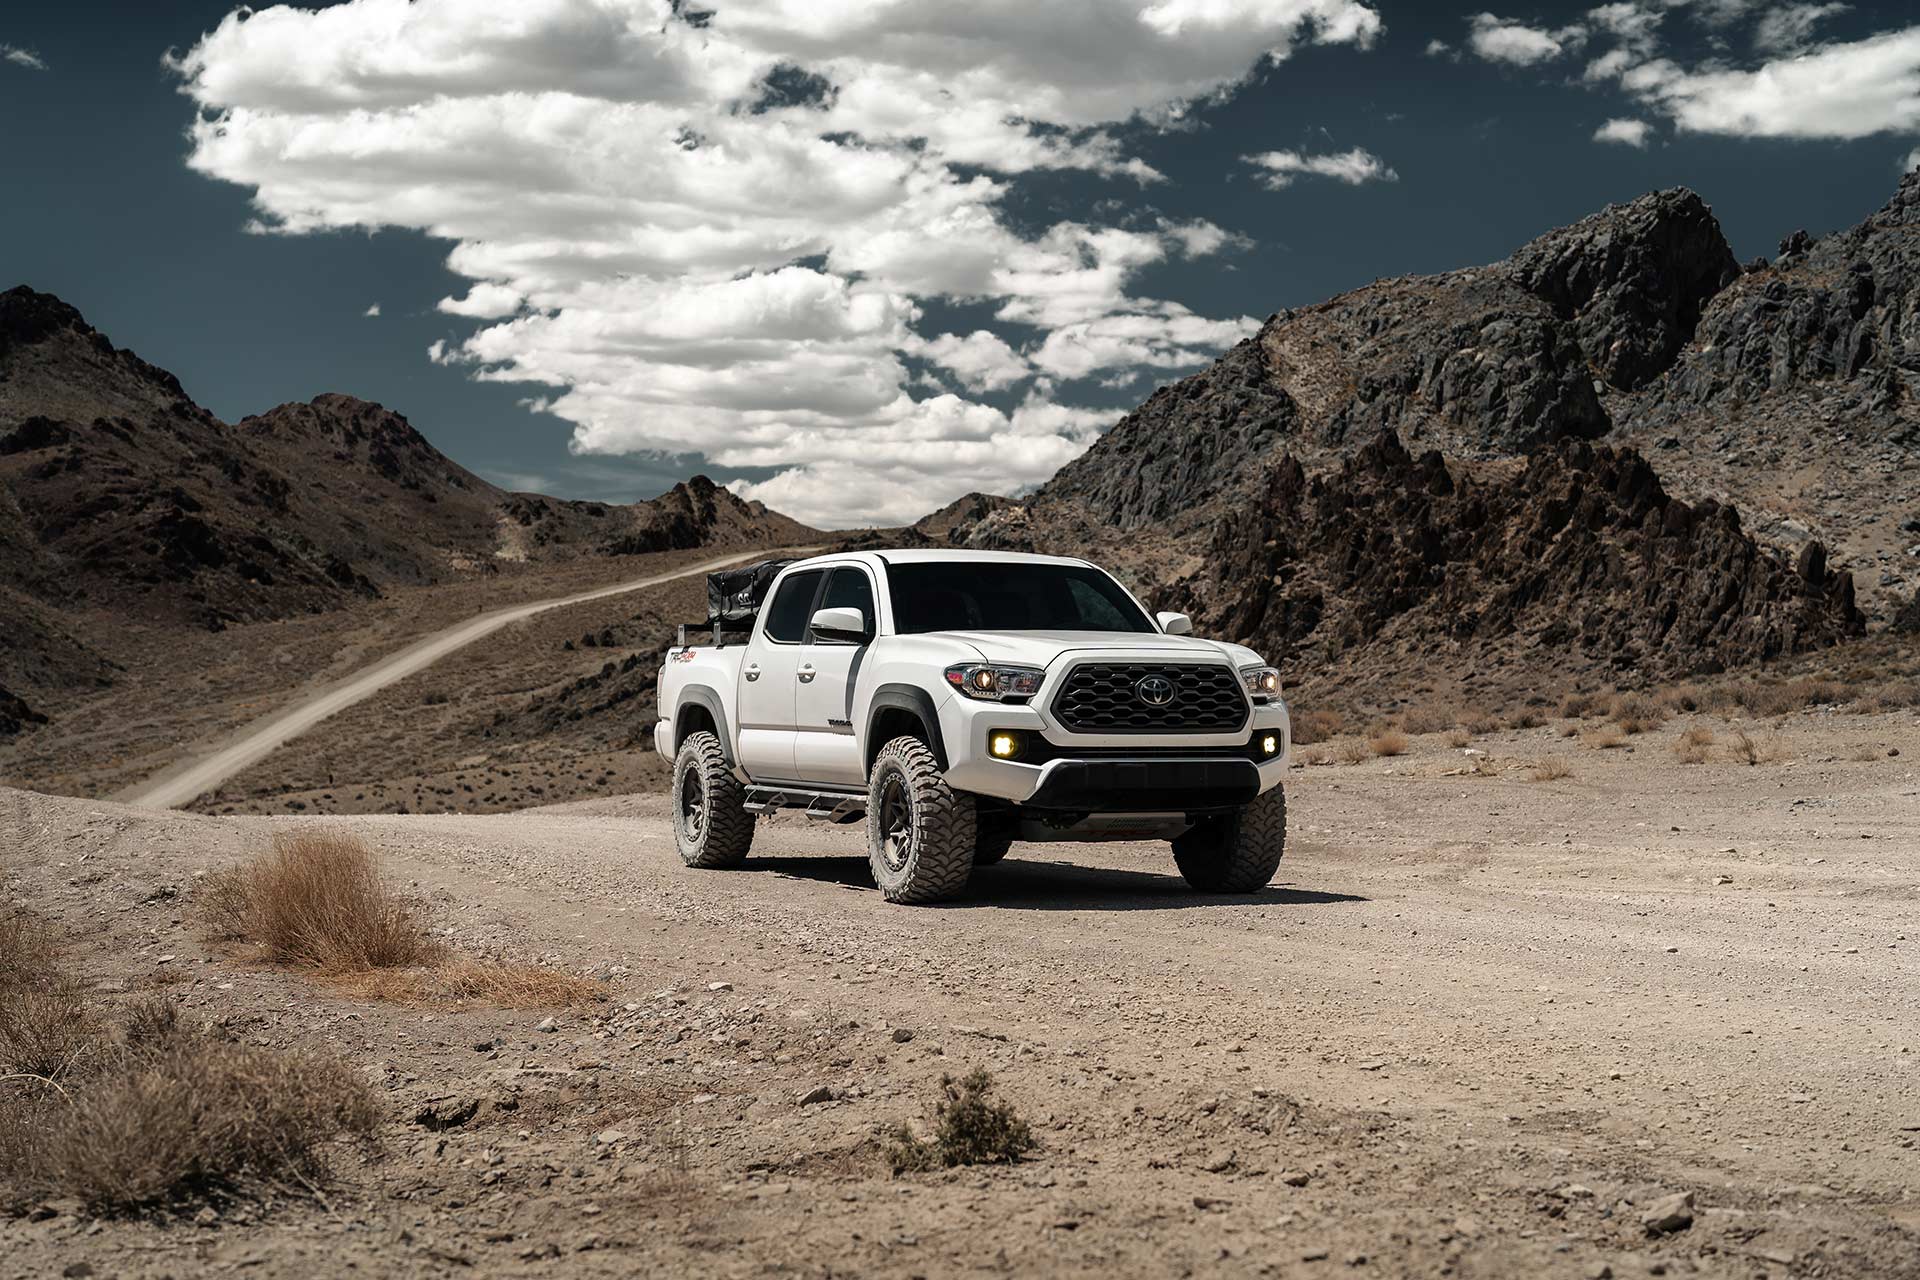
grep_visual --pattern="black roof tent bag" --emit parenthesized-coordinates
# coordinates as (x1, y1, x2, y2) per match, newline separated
(707, 559, 795, 625)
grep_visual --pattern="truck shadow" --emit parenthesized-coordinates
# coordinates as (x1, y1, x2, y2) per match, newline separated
(745, 855, 1367, 910)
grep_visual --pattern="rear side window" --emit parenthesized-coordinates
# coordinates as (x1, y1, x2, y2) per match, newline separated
(812, 568, 876, 640)
(762, 569, 824, 643)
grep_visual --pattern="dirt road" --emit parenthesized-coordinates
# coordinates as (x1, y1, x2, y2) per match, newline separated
(6, 710, 1918, 1277)
(114, 548, 804, 810)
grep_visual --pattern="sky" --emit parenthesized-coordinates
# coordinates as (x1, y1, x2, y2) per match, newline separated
(4, 2, 1918, 528)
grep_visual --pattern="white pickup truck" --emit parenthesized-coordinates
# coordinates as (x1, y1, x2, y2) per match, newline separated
(654, 550, 1291, 904)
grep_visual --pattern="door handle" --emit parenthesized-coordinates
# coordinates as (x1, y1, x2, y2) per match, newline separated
(744, 663, 761, 682)
(797, 663, 816, 683)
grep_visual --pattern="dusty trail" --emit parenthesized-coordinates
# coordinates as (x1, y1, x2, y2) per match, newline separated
(114, 548, 808, 809)
(7, 710, 1917, 1277)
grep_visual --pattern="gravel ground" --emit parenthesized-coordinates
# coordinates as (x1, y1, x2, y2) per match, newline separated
(2, 709, 1917, 1278)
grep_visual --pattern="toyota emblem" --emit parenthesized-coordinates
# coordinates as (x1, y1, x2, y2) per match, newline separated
(1134, 674, 1176, 707)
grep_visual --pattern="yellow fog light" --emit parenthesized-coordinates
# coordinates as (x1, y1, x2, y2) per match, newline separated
(990, 733, 1020, 759)
(1261, 734, 1279, 756)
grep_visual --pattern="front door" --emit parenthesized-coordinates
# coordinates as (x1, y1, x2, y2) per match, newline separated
(734, 567, 823, 782)
(793, 566, 876, 788)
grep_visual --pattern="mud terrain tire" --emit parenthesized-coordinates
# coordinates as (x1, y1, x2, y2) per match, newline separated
(867, 736, 976, 903)
(672, 731, 755, 869)
(1172, 785, 1286, 893)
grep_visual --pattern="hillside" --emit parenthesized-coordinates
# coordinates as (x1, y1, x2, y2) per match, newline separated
(0, 285, 814, 738)
(924, 178, 1920, 713)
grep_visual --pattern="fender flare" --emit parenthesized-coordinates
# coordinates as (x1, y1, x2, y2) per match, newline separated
(674, 684, 735, 763)
(864, 683, 949, 772)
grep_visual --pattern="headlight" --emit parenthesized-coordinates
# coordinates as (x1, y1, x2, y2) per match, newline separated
(1242, 666, 1280, 699)
(945, 663, 1045, 701)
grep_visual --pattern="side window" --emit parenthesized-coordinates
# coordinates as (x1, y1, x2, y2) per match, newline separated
(762, 569, 824, 643)
(812, 568, 876, 641)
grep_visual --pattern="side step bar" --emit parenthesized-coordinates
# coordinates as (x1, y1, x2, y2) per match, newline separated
(742, 785, 867, 824)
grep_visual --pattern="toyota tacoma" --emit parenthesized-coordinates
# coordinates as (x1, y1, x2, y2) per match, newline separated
(654, 551, 1291, 903)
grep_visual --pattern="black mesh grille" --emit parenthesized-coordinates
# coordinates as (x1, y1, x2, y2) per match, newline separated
(1051, 663, 1248, 734)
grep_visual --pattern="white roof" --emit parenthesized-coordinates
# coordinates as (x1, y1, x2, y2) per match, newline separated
(794, 548, 1091, 569)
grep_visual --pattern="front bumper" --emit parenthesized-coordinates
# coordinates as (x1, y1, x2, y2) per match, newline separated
(1019, 757, 1261, 812)
(939, 689, 1291, 810)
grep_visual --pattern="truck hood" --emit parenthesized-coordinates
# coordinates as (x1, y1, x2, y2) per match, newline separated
(940, 630, 1266, 671)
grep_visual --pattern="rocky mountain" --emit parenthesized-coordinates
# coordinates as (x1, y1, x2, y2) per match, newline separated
(931, 177, 1920, 710)
(0, 285, 813, 732)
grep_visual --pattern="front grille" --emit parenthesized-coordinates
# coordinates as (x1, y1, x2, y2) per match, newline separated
(1051, 663, 1248, 734)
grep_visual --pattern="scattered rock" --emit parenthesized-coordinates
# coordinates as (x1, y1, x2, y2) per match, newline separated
(1640, 1190, 1696, 1234)
(413, 1095, 481, 1131)
(797, 1085, 835, 1106)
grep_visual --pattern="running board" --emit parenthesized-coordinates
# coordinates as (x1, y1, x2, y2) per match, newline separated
(743, 785, 867, 824)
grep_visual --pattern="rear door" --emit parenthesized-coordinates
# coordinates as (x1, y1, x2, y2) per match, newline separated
(734, 567, 823, 783)
(792, 565, 877, 787)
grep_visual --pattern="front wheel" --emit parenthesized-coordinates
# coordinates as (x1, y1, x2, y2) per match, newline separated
(672, 731, 755, 868)
(866, 736, 976, 903)
(1172, 786, 1286, 893)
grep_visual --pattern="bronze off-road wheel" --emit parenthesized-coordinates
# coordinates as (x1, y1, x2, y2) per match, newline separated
(1171, 785, 1286, 893)
(672, 730, 755, 869)
(867, 736, 976, 903)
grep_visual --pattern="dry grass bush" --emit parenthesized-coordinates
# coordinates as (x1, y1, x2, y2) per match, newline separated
(1557, 721, 1580, 738)
(202, 833, 430, 971)
(1399, 705, 1454, 736)
(1724, 730, 1787, 766)
(1728, 677, 1854, 719)
(1335, 738, 1370, 766)
(1673, 724, 1715, 765)
(201, 833, 598, 1009)
(1857, 680, 1920, 711)
(1457, 706, 1499, 735)
(1445, 728, 1472, 749)
(1367, 728, 1410, 758)
(1583, 725, 1627, 750)
(0, 910, 98, 1082)
(1609, 693, 1667, 735)
(885, 1069, 1035, 1174)
(0, 997, 377, 1214)
(1529, 757, 1572, 782)
(1847, 744, 1884, 762)
(1511, 709, 1546, 730)
(1560, 691, 1607, 719)
(1658, 684, 1704, 713)
(1290, 708, 1346, 746)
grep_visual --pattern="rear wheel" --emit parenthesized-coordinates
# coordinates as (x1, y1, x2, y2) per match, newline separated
(1172, 786, 1286, 893)
(867, 736, 975, 903)
(672, 731, 755, 869)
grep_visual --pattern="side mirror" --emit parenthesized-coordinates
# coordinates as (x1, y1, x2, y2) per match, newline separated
(809, 605, 869, 643)
(1156, 611, 1193, 636)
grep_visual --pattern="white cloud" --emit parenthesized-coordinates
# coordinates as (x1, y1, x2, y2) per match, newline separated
(170, 0, 1384, 526)
(1906, 145, 1920, 171)
(1466, 13, 1587, 66)
(1243, 146, 1398, 189)
(1593, 117, 1653, 146)
(1615, 26, 1920, 138)
(363, 302, 382, 317)
(1754, 4, 1851, 53)
(1424, 38, 1455, 58)
(912, 331, 1032, 393)
(2, 43, 47, 70)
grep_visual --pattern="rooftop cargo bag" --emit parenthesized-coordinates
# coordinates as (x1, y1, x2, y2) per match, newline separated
(706, 558, 794, 625)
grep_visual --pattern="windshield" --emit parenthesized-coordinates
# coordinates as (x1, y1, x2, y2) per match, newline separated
(887, 561, 1156, 634)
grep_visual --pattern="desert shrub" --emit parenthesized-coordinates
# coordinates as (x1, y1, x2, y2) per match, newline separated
(885, 1069, 1034, 1174)
(1445, 728, 1471, 749)
(1367, 728, 1410, 758)
(0, 998, 377, 1214)
(0, 910, 97, 1081)
(203, 833, 431, 971)
(1560, 691, 1606, 719)
(1733, 677, 1853, 718)
(1659, 684, 1703, 713)
(200, 834, 599, 1009)
(1291, 708, 1346, 746)
(1457, 706, 1499, 735)
(1857, 680, 1920, 712)
(1557, 721, 1580, 738)
(1400, 705, 1453, 736)
(1511, 709, 1545, 730)
(1528, 757, 1572, 782)
(1583, 725, 1627, 750)
(1335, 738, 1370, 766)
(1726, 729, 1760, 766)
(1609, 693, 1667, 734)
(1673, 725, 1715, 765)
